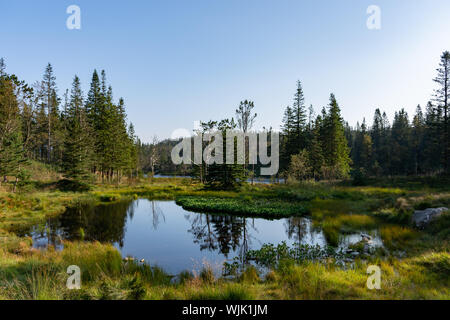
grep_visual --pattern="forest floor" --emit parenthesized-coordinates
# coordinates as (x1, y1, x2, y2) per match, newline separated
(0, 170, 449, 299)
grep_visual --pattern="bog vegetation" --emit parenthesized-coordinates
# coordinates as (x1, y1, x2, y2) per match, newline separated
(0, 51, 449, 300)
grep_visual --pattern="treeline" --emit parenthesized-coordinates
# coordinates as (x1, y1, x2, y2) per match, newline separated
(281, 51, 449, 181)
(0, 59, 138, 189)
(140, 51, 449, 183)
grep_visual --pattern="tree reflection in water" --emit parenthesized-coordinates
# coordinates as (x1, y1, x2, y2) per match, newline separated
(25, 200, 281, 267)
(185, 214, 260, 263)
(149, 200, 165, 230)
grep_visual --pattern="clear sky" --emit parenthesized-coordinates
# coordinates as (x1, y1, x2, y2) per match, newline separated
(1, 0, 450, 142)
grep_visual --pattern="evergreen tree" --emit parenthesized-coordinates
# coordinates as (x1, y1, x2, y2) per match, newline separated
(204, 119, 245, 190)
(390, 109, 411, 175)
(307, 115, 325, 179)
(0, 69, 27, 190)
(352, 119, 372, 172)
(280, 105, 294, 171)
(433, 51, 450, 173)
(423, 101, 442, 173)
(63, 76, 93, 181)
(412, 105, 425, 174)
(127, 122, 139, 178)
(371, 109, 384, 172)
(235, 100, 257, 179)
(41, 63, 61, 163)
(321, 94, 351, 178)
(291, 80, 307, 149)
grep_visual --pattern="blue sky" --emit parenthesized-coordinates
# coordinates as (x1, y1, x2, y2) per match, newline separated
(1, 0, 450, 142)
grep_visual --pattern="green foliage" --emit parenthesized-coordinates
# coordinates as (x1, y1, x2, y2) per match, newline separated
(199, 266, 215, 284)
(425, 211, 450, 240)
(56, 179, 91, 192)
(246, 242, 344, 268)
(176, 196, 308, 217)
(0, 74, 28, 189)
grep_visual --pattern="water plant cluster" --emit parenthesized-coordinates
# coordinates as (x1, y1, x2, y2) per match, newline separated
(245, 242, 346, 268)
(176, 196, 308, 218)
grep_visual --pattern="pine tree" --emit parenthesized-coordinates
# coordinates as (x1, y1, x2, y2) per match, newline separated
(235, 100, 257, 133)
(412, 105, 425, 174)
(423, 101, 442, 173)
(280, 105, 294, 171)
(204, 119, 245, 190)
(127, 123, 139, 178)
(353, 119, 372, 172)
(371, 109, 383, 171)
(235, 100, 257, 179)
(307, 115, 325, 179)
(63, 76, 93, 181)
(0, 58, 6, 77)
(291, 80, 307, 150)
(0, 70, 27, 190)
(390, 109, 411, 175)
(321, 94, 351, 178)
(433, 51, 450, 173)
(41, 63, 61, 163)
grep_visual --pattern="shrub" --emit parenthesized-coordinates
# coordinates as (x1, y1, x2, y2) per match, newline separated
(56, 179, 91, 192)
(200, 267, 215, 284)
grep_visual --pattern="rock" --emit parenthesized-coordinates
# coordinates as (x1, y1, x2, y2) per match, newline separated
(361, 233, 372, 241)
(412, 207, 448, 228)
(350, 251, 360, 257)
(170, 275, 180, 284)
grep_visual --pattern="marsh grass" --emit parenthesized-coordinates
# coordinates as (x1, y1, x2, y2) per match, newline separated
(176, 196, 308, 218)
(380, 225, 419, 248)
(1, 177, 449, 300)
(0, 241, 448, 300)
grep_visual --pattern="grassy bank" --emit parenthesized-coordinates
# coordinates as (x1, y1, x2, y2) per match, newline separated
(0, 241, 448, 300)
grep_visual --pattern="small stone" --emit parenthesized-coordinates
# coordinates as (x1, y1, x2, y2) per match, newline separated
(361, 233, 372, 241)
(412, 207, 448, 228)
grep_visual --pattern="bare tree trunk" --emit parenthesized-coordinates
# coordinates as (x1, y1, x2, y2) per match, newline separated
(13, 177, 18, 193)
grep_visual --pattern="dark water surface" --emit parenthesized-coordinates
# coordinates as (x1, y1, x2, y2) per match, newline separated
(21, 199, 381, 274)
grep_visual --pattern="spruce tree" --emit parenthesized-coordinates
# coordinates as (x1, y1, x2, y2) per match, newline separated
(41, 63, 61, 163)
(423, 101, 442, 173)
(0, 71, 27, 189)
(291, 80, 307, 150)
(280, 105, 294, 172)
(433, 51, 450, 173)
(321, 94, 351, 178)
(412, 105, 425, 174)
(307, 115, 325, 179)
(390, 109, 411, 175)
(63, 76, 93, 181)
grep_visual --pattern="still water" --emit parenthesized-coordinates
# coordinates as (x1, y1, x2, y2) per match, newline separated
(21, 199, 380, 274)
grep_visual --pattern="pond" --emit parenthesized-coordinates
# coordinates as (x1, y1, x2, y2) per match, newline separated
(19, 199, 382, 275)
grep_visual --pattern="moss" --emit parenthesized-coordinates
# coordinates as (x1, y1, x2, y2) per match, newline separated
(176, 196, 308, 218)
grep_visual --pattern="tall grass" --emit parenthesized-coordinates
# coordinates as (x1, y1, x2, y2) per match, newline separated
(380, 225, 418, 248)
